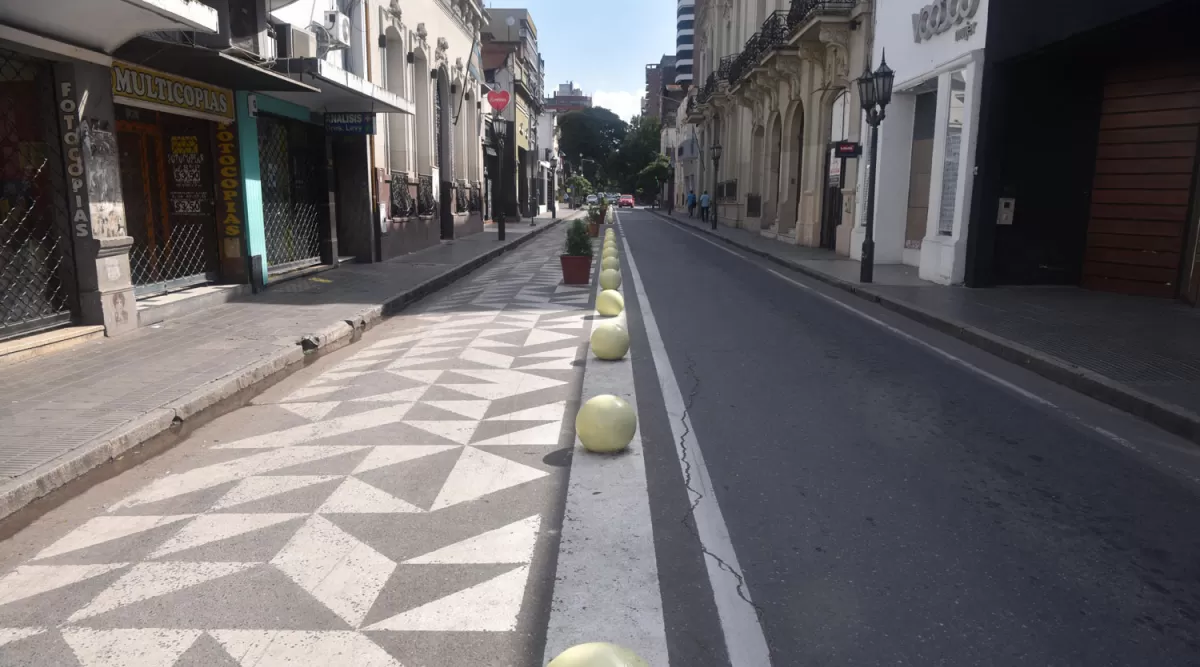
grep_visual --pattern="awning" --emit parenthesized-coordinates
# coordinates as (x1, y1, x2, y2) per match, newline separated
(0, 0, 217, 54)
(268, 58, 413, 115)
(114, 38, 320, 93)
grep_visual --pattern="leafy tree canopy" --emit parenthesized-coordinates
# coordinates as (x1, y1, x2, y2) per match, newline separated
(610, 115, 663, 196)
(636, 153, 671, 200)
(558, 107, 628, 182)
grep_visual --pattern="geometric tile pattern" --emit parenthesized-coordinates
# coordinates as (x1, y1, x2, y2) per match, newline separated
(0, 238, 591, 666)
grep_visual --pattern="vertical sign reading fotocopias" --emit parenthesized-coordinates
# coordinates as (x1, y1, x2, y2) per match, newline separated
(214, 124, 244, 259)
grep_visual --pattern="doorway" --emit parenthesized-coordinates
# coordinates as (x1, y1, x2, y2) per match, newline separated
(117, 107, 219, 295)
(820, 146, 844, 250)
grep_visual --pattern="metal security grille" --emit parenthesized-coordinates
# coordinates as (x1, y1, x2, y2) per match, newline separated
(258, 115, 322, 272)
(0, 49, 77, 340)
(434, 81, 443, 169)
(118, 112, 220, 296)
(128, 222, 213, 294)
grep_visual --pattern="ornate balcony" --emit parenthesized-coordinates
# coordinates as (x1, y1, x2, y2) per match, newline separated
(726, 11, 791, 86)
(787, 0, 857, 40)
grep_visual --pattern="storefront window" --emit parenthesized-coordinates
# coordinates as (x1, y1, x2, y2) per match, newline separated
(937, 71, 967, 236)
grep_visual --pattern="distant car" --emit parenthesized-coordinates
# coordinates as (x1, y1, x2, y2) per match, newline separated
(618, 194, 634, 208)
(586, 194, 599, 205)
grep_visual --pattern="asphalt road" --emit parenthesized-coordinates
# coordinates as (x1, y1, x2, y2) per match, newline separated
(617, 208, 1200, 666)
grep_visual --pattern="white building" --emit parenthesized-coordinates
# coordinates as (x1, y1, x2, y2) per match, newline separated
(852, 0, 987, 284)
(538, 109, 562, 211)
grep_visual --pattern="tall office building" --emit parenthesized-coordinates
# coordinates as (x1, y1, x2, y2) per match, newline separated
(676, 0, 695, 86)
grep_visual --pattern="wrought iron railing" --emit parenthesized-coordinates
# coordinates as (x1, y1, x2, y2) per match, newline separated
(469, 184, 482, 212)
(717, 55, 736, 81)
(455, 182, 468, 213)
(696, 72, 717, 104)
(788, 0, 856, 30)
(729, 11, 793, 85)
(390, 171, 415, 218)
(417, 174, 435, 217)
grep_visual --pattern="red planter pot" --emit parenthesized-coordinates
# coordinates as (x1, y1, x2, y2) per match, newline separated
(560, 255, 592, 285)
(587, 222, 600, 237)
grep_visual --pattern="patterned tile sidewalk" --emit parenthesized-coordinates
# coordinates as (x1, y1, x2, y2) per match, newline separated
(0, 216, 578, 516)
(0, 226, 592, 665)
(656, 209, 1200, 436)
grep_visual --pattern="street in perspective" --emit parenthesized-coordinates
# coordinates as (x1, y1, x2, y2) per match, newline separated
(2, 0, 1200, 665)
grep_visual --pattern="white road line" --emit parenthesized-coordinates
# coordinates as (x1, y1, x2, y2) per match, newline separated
(543, 221, 670, 665)
(668, 220, 1054, 407)
(656, 217, 1200, 483)
(620, 213, 774, 666)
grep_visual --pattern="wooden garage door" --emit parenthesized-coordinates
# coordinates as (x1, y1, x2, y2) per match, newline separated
(1085, 61, 1200, 298)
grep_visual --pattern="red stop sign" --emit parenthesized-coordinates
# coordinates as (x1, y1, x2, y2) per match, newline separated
(487, 90, 511, 112)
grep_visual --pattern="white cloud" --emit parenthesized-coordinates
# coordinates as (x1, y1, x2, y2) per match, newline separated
(592, 91, 643, 122)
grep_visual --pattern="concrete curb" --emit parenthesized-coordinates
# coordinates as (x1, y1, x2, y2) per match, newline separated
(0, 220, 562, 523)
(649, 210, 1200, 446)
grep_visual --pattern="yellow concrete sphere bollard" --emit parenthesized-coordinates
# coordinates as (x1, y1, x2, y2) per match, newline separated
(601, 256, 620, 271)
(599, 268, 622, 290)
(548, 642, 649, 667)
(596, 289, 625, 317)
(603, 237, 617, 249)
(591, 321, 630, 360)
(575, 395, 638, 453)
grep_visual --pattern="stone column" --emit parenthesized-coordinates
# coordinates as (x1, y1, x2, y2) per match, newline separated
(54, 62, 137, 336)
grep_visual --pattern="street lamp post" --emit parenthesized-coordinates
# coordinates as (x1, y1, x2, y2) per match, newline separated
(710, 142, 723, 230)
(550, 155, 559, 219)
(857, 52, 895, 284)
(493, 113, 508, 241)
(667, 162, 676, 215)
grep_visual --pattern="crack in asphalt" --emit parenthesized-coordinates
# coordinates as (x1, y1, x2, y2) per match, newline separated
(677, 353, 775, 658)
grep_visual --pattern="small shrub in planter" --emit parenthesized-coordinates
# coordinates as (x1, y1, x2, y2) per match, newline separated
(561, 220, 594, 285)
(586, 205, 603, 237)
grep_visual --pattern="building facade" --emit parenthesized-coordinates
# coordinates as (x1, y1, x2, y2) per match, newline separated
(966, 0, 1199, 302)
(644, 56, 677, 123)
(365, 0, 487, 259)
(688, 0, 872, 253)
(544, 82, 592, 114)
(1, 0, 487, 348)
(850, 0, 987, 284)
(481, 7, 544, 220)
(676, 0, 696, 86)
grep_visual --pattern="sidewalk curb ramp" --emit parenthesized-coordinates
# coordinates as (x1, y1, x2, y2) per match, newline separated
(0, 220, 563, 524)
(649, 210, 1200, 447)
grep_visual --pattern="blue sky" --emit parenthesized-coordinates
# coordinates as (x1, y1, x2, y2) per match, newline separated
(484, 0, 677, 121)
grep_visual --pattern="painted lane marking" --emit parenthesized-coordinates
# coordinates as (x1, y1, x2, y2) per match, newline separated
(542, 216, 670, 665)
(659, 217, 1200, 486)
(619, 213, 774, 666)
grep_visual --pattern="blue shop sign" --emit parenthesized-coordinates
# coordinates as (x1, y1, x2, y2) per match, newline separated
(325, 112, 376, 135)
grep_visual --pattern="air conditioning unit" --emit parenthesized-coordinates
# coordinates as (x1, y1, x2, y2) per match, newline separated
(322, 11, 352, 50)
(193, 0, 276, 62)
(275, 23, 317, 58)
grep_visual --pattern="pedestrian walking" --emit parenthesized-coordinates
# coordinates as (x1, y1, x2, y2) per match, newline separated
(699, 190, 711, 224)
(686, 190, 697, 218)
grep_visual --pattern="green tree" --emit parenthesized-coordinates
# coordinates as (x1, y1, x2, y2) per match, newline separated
(609, 115, 663, 196)
(636, 153, 671, 201)
(558, 107, 628, 181)
(566, 174, 593, 201)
